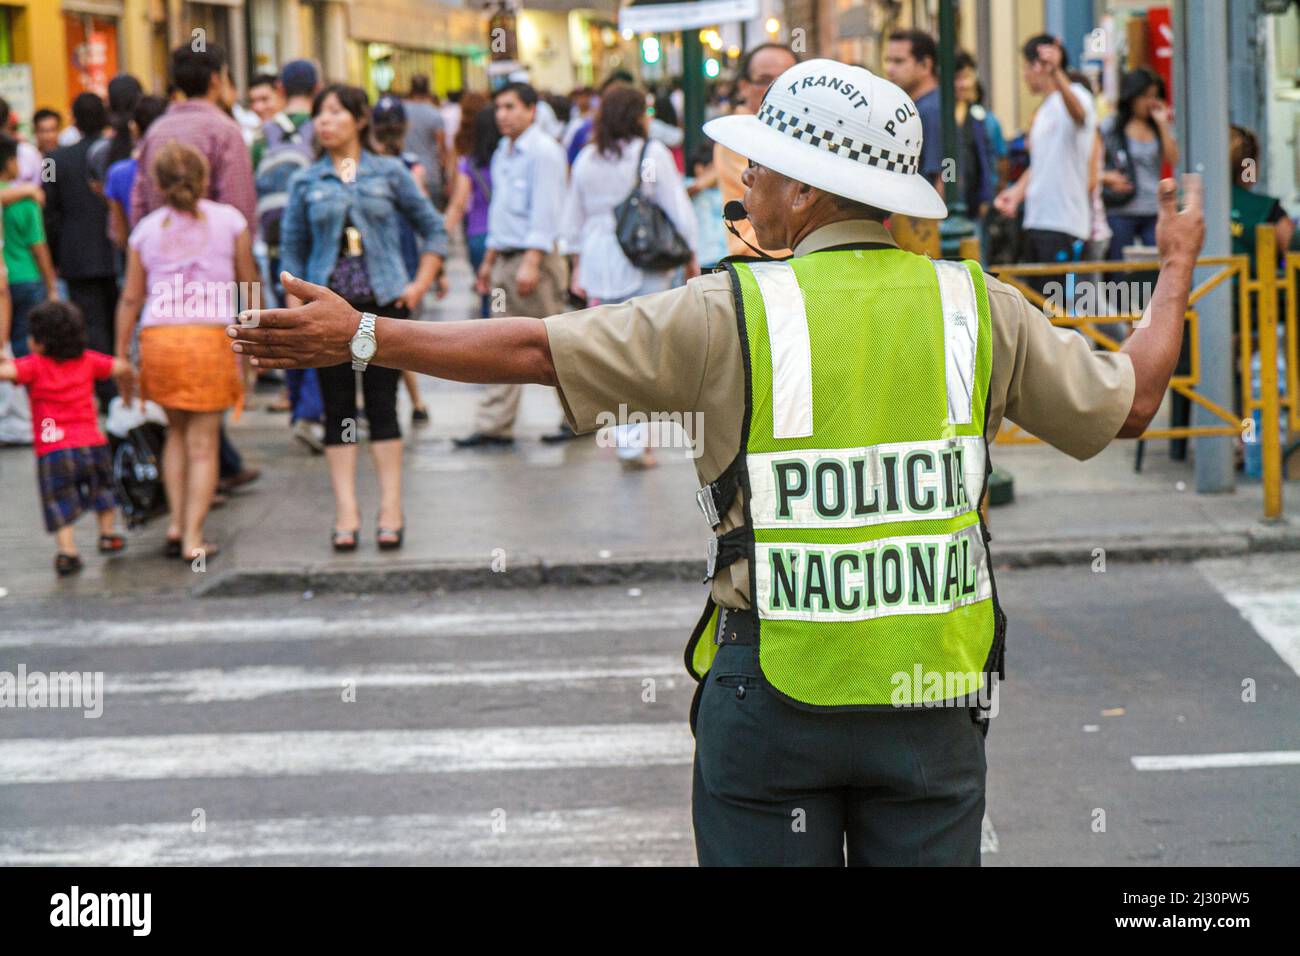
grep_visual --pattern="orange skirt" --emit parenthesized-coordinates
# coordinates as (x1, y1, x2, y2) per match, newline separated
(139, 324, 243, 413)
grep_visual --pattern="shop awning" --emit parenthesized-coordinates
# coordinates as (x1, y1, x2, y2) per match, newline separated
(618, 0, 760, 33)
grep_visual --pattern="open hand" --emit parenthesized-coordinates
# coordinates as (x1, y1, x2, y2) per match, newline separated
(227, 272, 360, 370)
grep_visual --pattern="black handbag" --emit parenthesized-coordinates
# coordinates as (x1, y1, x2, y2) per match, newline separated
(1101, 122, 1139, 208)
(613, 139, 693, 272)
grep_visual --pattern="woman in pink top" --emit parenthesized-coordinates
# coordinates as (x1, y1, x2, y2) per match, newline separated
(114, 142, 258, 562)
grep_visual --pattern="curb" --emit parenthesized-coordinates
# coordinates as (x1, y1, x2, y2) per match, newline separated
(191, 523, 1298, 597)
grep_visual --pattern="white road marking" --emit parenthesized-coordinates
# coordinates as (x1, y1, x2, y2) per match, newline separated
(1131, 750, 1300, 771)
(0, 722, 696, 785)
(102, 655, 682, 703)
(0, 605, 702, 649)
(980, 814, 998, 853)
(0, 807, 696, 867)
(1198, 556, 1300, 678)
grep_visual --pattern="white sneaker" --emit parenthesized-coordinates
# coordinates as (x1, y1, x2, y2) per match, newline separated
(293, 419, 325, 454)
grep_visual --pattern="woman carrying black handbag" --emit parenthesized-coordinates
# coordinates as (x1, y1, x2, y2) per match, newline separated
(559, 83, 699, 468)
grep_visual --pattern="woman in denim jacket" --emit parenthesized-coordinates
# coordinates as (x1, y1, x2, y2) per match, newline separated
(280, 84, 448, 552)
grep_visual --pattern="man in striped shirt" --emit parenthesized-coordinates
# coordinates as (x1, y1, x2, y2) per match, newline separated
(129, 42, 256, 230)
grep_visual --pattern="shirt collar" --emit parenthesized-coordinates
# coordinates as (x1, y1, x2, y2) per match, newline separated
(507, 122, 542, 155)
(172, 98, 224, 116)
(792, 219, 899, 258)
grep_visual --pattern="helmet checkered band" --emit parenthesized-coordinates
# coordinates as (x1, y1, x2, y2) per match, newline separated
(756, 102, 920, 176)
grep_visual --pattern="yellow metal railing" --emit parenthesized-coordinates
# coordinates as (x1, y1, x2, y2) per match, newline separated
(972, 225, 1285, 520)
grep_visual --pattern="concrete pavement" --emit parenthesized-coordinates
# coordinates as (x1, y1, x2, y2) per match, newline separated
(1, 560, 1297, 865)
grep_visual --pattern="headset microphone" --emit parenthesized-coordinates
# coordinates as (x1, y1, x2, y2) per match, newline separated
(722, 200, 774, 260)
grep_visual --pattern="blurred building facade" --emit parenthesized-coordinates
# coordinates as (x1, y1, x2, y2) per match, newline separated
(1, 0, 1294, 212)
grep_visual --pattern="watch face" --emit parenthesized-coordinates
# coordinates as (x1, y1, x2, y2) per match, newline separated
(352, 336, 377, 361)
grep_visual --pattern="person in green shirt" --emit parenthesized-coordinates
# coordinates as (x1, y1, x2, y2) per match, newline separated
(0, 134, 57, 358)
(1229, 125, 1296, 275)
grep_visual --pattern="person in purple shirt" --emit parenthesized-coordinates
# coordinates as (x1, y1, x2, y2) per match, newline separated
(443, 104, 501, 318)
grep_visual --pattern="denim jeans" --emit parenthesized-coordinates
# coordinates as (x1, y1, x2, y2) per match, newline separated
(286, 368, 324, 423)
(467, 231, 489, 318)
(8, 281, 46, 357)
(1106, 213, 1157, 261)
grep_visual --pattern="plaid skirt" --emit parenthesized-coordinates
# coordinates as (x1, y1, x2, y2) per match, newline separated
(37, 443, 118, 532)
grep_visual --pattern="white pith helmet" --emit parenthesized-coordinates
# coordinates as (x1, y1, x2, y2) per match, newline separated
(704, 57, 948, 220)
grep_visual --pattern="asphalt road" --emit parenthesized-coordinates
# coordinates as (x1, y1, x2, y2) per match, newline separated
(0, 556, 1297, 866)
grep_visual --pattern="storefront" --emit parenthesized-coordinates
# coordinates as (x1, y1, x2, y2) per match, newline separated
(349, 0, 486, 98)
(0, 1, 71, 113)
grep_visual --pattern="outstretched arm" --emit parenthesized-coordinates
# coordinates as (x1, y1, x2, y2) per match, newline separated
(227, 272, 557, 386)
(1116, 174, 1205, 437)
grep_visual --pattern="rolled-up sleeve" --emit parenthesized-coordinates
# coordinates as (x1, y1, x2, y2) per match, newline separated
(987, 276, 1136, 461)
(542, 274, 728, 433)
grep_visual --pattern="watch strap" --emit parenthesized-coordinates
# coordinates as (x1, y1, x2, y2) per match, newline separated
(350, 311, 378, 371)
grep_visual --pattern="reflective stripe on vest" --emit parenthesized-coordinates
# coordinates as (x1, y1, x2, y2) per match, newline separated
(749, 261, 814, 439)
(724, 247, 999, 709)
(933, 258, 980, 426)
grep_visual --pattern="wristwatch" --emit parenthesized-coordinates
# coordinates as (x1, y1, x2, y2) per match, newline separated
(350, 312, 378, 372)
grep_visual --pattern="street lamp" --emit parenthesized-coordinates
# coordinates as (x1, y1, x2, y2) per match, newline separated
(937, 0, 975, 259)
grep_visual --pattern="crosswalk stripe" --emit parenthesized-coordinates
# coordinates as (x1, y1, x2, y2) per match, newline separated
(0, 722, 696, 785)
(0, 808, 696, 866)
(103, 655, 683, 703)
(1131, 750, 1300, 771)
(1199, 557, 1300, 678)
(0, 605, 703, 649)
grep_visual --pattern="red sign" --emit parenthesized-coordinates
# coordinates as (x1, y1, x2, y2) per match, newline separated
(1146, 7, 1173, 104)
(64, 14, 119, 104)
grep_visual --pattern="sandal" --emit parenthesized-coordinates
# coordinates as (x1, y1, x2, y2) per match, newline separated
(332, 528, 359, 552)
(181, 542, 219, 562)
(98, 533, 127, 554)
(55, 553, 83, 577)
(376, 515, 404, 551)
(164, 534, 182, 558)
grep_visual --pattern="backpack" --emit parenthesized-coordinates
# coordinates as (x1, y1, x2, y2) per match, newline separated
(256, 114, 314, 250)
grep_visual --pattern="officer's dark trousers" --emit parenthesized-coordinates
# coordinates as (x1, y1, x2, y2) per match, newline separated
(692, 642, 987, 866)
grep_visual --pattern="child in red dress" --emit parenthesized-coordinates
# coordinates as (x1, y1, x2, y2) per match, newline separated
(0, 301, 135, 575)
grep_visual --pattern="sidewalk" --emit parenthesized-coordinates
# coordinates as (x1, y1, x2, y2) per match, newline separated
(0, 252, 1295, 601)
(2, 375, 1293, 602)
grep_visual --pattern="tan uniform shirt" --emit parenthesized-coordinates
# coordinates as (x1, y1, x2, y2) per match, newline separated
(543, 219, 1136, 609)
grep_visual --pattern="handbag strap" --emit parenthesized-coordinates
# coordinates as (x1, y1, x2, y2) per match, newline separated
(629, 137, 651, 196)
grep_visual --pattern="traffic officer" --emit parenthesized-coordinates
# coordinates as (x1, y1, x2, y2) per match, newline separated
(229, 59, 1205, 866)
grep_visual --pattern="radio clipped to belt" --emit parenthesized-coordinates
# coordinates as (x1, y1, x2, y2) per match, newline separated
(697, 453, 750, 583)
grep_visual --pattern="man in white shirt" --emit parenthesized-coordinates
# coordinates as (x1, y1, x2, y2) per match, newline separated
(994, 34, 1095, 289)
(455, 82, 570, 447)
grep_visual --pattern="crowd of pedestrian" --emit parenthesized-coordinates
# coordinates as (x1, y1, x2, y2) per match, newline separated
(0, 28, 1294, 577)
